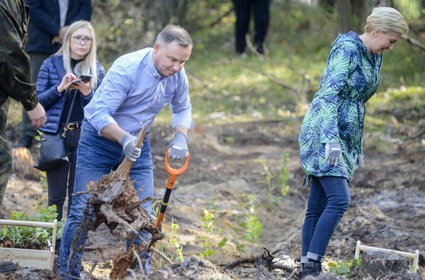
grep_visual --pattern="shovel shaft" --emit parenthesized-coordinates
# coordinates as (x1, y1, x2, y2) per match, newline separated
(155, 179, 175, 230)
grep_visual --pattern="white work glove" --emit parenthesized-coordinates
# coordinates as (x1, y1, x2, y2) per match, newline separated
(169, 132, 188, 160)
(325, 142, 342, 166)
(119, 133, 141, 162)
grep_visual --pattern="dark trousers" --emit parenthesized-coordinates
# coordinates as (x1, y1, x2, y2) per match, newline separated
(232, 0, 272, 54)
(46, 127, 80, 221)
(19, 53, 50, 142)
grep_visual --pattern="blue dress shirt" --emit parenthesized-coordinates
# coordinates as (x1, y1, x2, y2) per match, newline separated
(84, 48, 193, 135)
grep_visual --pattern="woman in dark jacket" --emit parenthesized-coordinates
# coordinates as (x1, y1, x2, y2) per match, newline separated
(36, 20, 105, 220)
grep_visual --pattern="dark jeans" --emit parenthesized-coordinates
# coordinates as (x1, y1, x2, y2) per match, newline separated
(18, 53, 50, 143)
(46, 126, 80, 221)
(301, 176, 350, 263)
(59, 121, 154, 279)
(232, 0, 272, 54)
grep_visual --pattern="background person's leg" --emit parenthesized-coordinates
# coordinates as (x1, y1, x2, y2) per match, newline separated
(0, 131, 11, 208)
(46, 160, 69, 221)
(253, 0, 272, 54)
(232, 0, 252, 54)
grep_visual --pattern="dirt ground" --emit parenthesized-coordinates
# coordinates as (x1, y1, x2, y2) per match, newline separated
(1, 117, 424, 279)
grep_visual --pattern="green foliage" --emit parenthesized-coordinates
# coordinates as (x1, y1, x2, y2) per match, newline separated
(198, 210, 228, 258)
(166, 220, 184, 262)
(328, 258, 361, 276)
(154, 219, 184, 268)
(230, 239, 246, 253)
(237, 194, 263, 242)
(257, 152, 291, 205)
(0, 206, 64, 247)
(279, 152, 290, 196)
(394, 0, 422, 19)
(200, 209, 216, 234)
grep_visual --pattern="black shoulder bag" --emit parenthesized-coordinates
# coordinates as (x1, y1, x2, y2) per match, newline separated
(34, 91, 78, 171)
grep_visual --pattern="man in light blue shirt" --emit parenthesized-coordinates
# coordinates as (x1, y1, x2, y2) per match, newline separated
(59, 25, 193, 279)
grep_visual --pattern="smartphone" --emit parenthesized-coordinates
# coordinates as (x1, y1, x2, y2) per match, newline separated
(69, 79, 81, 86)
(80, 74, 92, 83)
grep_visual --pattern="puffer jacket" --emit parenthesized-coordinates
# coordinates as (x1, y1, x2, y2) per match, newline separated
(36, 54, 105, 133)
(299, 31, 383, 181)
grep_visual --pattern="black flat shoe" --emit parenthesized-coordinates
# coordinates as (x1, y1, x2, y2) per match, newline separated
(301, 261, 322, 279)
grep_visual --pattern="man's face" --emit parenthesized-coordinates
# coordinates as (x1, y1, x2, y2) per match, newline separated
(152, 41, 192, 77)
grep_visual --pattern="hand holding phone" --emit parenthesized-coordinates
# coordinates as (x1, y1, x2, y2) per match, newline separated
(70, 79, 82, 86)
(80, 74, 92, 83)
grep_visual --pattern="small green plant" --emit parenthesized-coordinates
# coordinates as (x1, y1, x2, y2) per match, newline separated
(154, 219, 184, 269)
(279, 152, 290, 196)
(33, 173, 48, 211)
(230, 239, 246, 252)
(256, 152, 291, 204)
(328, 258, 361, 276)
(0, 205, 64, 247)
(167, 220, 184, 262)
(199, 210, 227, 258)
(238, 194, 263, 242)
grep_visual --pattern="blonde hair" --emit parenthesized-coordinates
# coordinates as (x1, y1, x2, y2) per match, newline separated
(56, 20, 98, 88)
(364, 7, 409, 35)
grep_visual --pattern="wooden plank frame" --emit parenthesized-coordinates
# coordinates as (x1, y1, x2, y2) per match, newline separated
(354, 240, 419, 272)
(0, 219, 57, 270)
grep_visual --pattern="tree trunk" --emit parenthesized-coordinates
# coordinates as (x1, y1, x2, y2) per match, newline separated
(319, 0, 335, 11)
(351, 0, 366, 32)
(336, 0, 352, 33)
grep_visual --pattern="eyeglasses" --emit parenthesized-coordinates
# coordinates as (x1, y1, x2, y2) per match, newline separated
(72, 36, 93, 44)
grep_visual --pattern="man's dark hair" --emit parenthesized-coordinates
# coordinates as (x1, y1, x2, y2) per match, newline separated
(155, 25, 193, 47)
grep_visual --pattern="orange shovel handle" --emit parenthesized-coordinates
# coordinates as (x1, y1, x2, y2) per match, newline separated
(164, 149, 190, 176)
(155, 150, 190, 231)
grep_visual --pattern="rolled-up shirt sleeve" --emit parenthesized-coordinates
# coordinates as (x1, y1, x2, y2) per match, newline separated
(84, 60, 132, 134)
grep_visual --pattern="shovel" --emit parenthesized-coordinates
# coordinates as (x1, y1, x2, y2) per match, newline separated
(155, 150, 190, 231)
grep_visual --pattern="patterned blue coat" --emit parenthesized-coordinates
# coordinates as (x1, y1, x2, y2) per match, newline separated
(299, 32, 382, 181)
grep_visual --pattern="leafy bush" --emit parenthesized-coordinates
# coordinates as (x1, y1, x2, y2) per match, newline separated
(0, 206, 64, 248)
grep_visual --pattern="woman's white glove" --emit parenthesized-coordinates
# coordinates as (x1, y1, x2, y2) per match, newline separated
(325, 142, 342, 166)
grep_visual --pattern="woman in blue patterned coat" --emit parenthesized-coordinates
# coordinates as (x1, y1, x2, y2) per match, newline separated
(36, 20, 105, 221)
(298, 7, 408, 278)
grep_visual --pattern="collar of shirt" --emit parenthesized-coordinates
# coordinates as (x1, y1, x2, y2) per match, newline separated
(146, 49, 165, 80)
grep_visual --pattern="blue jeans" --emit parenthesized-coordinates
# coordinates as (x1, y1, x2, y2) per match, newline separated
(59, 121, 154, 279)
(301, 176, 350, 263)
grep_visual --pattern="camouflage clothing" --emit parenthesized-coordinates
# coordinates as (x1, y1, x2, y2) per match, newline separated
(299, 32, 382, 181)
(0, 0, 40, 205)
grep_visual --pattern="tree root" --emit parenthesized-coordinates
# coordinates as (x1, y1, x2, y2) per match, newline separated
(69, 170, 165, 279)
(224, 248, 294, 274)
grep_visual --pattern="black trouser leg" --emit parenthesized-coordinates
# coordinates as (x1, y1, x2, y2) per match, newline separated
(253, 0, 272, 54)
(46, 160, 69, 221)
(232, 0, 252, 54)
